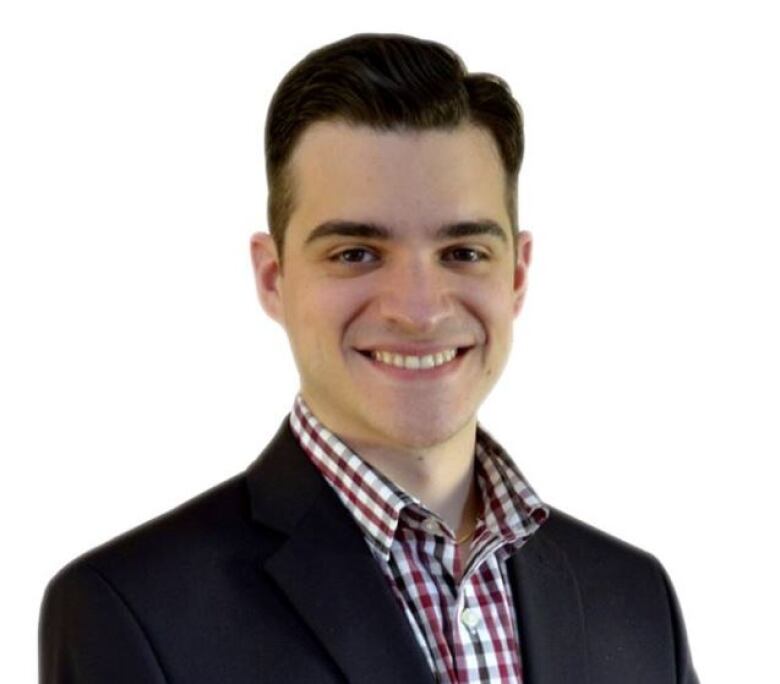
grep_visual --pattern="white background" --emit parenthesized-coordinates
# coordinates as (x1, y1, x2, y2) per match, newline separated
(2, 1, 778, 681)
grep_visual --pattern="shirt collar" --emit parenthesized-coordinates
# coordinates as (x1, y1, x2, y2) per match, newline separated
(289, 394, 548, 561)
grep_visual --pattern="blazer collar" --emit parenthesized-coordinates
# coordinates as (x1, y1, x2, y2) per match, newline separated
(245, 418, 435, 684)
(508, 514, 590, 684)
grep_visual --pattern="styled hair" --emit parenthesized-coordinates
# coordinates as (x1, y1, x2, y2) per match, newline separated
(265, 33, 524, 257)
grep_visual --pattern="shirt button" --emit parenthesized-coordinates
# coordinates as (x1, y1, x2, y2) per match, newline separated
(422, 518, 439, 534)
(460, 607, 481, 631)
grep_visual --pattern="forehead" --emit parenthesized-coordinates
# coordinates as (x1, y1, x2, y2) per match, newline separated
(285, 121, 510, 240)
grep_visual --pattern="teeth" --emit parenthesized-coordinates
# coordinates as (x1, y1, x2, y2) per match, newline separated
(371, 348, 459, 370)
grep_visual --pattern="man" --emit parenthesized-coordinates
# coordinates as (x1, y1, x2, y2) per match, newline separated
(39, 33, 699, 683)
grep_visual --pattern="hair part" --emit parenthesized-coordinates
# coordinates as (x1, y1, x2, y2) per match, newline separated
(265, 33, 524, 261)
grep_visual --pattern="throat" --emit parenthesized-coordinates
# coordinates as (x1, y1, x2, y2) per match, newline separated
(358, 436, 480, 535)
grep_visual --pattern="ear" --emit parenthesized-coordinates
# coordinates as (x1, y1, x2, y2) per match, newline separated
(250, 232, 285, 325)
(512, 230, 532, 317)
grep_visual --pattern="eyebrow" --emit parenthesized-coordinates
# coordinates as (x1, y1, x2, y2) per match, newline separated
(304, 219, 508, 245)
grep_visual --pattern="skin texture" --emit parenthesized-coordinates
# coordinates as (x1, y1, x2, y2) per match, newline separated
(251, 121, 531, 533)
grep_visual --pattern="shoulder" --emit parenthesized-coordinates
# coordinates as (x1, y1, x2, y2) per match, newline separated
(528, 507, 699, 682)
(531, 506, 681, 629)
(541, 505, 659, 566)
(42, 419, 312, 606)
(39, 473, 265, 681)
(42, 471, 269, 607)
(531, 506, 672, 606)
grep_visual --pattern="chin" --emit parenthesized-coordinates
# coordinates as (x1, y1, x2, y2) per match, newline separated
(374, 409, 473, 451)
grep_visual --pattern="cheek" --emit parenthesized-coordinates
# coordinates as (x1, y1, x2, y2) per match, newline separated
(466, 280, 515, 332)
(284, 277, 364, 344)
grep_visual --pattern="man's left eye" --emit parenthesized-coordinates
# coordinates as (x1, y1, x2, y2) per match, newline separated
(442, 247, 488, 263)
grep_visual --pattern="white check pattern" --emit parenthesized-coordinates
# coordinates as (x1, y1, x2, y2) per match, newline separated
(290, 395, 549, 683)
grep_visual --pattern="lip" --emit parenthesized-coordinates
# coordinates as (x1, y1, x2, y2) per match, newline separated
(353, 346, 472, 380)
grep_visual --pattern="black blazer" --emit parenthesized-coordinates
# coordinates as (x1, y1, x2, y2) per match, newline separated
(39, 418, 699, 683)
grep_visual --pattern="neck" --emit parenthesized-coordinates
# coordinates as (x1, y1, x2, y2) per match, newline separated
(346, 421, 480, 535)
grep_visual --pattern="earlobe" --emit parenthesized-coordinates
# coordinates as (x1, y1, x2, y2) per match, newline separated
(250, 232, 285, 324)
(512, 231, 532, 317)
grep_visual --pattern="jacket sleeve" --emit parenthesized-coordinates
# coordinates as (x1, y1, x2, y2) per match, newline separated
(654, 558, 700, 684)
(39, 561, 168, 684)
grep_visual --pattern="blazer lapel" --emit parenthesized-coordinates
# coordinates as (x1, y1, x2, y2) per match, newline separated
(507, 517, 590, 684)
(246, 418, 434, 684)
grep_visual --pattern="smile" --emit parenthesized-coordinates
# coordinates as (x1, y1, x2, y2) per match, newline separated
(369, 348, 459, 370)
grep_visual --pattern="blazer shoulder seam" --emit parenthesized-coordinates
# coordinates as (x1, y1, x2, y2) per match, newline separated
(81, 561, 171, 684)
(540, 528, 594, 684)
(648, 554, 693, 683)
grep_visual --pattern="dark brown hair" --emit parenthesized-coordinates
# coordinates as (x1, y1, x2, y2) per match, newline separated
(265, 33, 524, 257)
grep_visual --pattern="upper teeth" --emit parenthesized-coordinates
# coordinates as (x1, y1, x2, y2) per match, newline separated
(371, 348, 458, 369)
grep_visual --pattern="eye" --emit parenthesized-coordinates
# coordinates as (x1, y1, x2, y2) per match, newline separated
(329, 247, 379, 264)
(441, 246, 489, 263)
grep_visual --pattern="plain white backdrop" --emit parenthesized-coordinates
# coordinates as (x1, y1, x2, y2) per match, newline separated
(2, 1, 778, 681)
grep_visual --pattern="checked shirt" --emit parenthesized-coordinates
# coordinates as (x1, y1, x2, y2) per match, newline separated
(290, 395, 549, 683)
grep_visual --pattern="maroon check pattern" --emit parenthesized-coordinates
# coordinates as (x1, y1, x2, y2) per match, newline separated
(290, 395, 549, 683)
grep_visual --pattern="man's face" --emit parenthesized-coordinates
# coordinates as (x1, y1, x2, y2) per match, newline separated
(252, 120, 530, 451)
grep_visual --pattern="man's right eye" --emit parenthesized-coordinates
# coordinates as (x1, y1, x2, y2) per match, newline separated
(330, 248, 378, 264)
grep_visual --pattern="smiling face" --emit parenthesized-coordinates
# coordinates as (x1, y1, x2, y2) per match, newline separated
(251, 120, 530, 452)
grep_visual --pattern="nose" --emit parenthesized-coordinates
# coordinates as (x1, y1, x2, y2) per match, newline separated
(376, 255, 454, 333)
